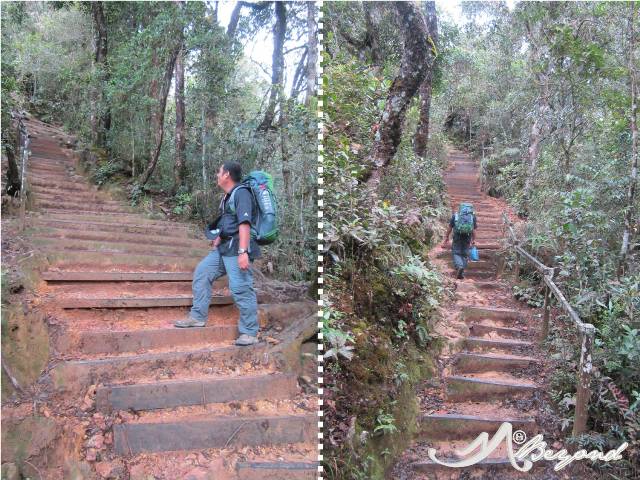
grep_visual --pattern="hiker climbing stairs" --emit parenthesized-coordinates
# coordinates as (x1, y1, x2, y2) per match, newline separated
(393, 150, 551, 479)
(21, 117, 318, 479)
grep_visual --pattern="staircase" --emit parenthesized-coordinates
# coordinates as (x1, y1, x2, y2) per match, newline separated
(22, 117, 318, 479)
(391, 150, 557, 479)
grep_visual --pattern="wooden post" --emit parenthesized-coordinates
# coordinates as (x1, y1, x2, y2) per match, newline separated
(540, 285, 550, 342)
(573, 324, 595, 436)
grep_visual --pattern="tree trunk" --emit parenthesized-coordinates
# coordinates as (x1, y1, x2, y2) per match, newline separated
(173, 44, 186, 193)
(364, 2, 383, 68)
(414, 1, 438, 158)
(306, 1, 318, 106)
(362, 2, 431, 192)
(523, 21, 551, 201)
(619, 2, 638, 277)
(227, 1, 243, 39)
(138, 40, 181, 187)
(92, 2, 110, 148)
(280, 98, 291, 200)
(3, 125, 21, 197)
(257, 1, 286, 132)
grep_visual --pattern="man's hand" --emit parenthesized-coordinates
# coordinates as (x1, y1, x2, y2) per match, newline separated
(238, 252, 250, 270)
(210, 237, 221, 249)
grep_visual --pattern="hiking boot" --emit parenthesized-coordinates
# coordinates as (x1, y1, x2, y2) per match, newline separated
(456, 268, 465, 280)
(235, 334, 259, 346)
(174, 317, 206, 328)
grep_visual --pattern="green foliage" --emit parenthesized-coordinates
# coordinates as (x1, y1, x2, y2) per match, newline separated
(373, 410, 398, 436)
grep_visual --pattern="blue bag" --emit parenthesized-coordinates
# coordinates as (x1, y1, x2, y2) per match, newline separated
(470, 246, 479, 262)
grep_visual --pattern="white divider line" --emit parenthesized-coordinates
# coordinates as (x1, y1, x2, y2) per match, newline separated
(317, 2, 324, 478)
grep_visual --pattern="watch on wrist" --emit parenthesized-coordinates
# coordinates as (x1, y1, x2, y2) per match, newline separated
(238, 248, 248, 255)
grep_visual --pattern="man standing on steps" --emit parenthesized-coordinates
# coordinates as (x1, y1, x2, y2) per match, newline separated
(174, 161, 260, 347)
(441, 203, 477, 280)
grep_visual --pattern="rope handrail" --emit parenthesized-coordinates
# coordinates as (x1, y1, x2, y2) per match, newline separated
(501, 211, 595, 437)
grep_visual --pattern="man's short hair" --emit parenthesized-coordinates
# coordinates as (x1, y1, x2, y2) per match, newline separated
(222, 162, 242, 182)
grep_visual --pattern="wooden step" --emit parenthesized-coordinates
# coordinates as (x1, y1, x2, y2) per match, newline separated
(43, 271, 193, 282)
(58, 295, 235, 309)
(412, 457, 518, 473)
(464, 337, 534, 354)
(97, 373, 298, 413)
(56, 324, 238, 355)
(44, 250, 201, 270)
(453, 353, 541, 374)
(446, 376, 538, 402)
(236, 461, 317, 480)
(33, 228, 205, 249)
(418, 413, 536, 440)
(114, 414, 316, 455)
(50, 344, 270, 394)
(462, 306, 522, 322)
(469, 324, 527, 339)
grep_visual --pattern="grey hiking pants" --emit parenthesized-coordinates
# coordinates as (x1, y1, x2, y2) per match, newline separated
(190, 248, 258, 336)
(452, 246, 470, 270)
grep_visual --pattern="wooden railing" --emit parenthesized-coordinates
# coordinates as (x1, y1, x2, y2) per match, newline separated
(502, 212, 595, 436)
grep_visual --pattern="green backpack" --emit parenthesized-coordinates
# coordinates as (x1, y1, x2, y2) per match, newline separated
(229, 170, 279, 245)
(454, 203, 475, 236)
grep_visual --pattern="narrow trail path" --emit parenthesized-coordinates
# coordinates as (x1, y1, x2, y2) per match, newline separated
(392, 150, 567, 480)
(15, 118, 318, 480)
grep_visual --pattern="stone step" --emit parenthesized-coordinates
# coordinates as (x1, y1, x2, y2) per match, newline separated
(464, 337, 534, 354)
(446, 376, 538, 402)
(96, 373, 298, 413)
(418, 413, 536, 440)
(50, 344, 270, 394)
(462, 306, 522, 322)
(58, 295, 235, 309)
(469, 323, 527, 339)
(452, 353, 541, 374)
(235, 461, 317, 480)
(113, 414, 316, 455)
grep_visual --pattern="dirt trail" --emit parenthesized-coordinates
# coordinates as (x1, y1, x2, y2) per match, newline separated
(5, 118, 318, 479)
(391, 150, 571, 480)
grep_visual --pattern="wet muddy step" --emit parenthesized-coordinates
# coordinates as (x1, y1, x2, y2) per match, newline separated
(235, 461, 317, 480)
(463, 336, 534, 354)
(50, 343, 271, 394)
(113, 414, 316, 455)
(445, 375, 538, 402)
(452, 353, 541, 374)
(96, 373, 298, 413)
(418, 413, 536, 441)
